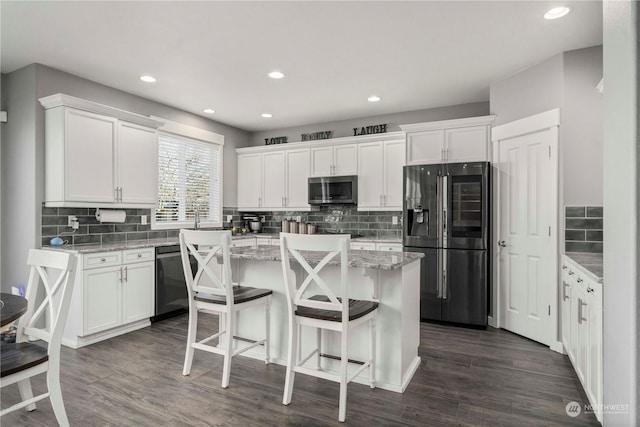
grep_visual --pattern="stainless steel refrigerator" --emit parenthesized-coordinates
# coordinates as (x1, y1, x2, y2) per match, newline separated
(403, 162, 489, 327)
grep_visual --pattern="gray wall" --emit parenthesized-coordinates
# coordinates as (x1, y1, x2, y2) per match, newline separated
(562, 46, 603, 206)
(1, 65, 39, 292)
(490, 53, 564, 127)
(0, 64, 251, 292)
(249, 102, 489, 146)
(602, 0, 638, 425)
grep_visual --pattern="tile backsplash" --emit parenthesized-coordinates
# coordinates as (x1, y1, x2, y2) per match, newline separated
(565, 206, 603, 253)
(42, 204, 402, 247)
(225, 206, 402, 239)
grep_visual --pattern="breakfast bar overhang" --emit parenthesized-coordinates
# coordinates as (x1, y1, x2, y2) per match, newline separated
(224, 245, 424, 393)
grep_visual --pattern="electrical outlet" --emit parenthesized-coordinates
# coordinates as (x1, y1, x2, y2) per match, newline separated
(68, 215, 79, 230)
(392, 216, 398, 225)
(226, 215, 233, 223)
(141, 215, 147, 225)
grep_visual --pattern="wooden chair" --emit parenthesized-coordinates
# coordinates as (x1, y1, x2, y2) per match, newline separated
(179, 229, 272, 388)
(279, 233, 378, 422)
(0, 249, 77, 426)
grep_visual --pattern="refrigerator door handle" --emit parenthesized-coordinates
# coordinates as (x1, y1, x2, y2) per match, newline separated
(442, 249, 448, 300)
(442, 175, 448, 249)
(437, 248, 443, 299)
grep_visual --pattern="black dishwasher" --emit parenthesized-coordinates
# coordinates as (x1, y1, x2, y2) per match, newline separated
(153, 245, 194, 322)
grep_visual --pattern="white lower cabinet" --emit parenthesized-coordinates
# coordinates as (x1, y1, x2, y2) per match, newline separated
(350, 242, 403, 252)
(561, 255, 603, 423)
(64, 248, 155, 348)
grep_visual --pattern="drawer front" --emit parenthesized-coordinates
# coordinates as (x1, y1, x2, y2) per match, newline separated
(256, 237, 272, 246)
(376, 243, 403, 252)
(122, 248, 155, 264)
(84, 251, 122, 269)
(231, 238, 256, 247)
(351, 242, 376, 251)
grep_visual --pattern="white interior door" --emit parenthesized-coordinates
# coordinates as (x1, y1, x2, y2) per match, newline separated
(497, 126, 557, 346)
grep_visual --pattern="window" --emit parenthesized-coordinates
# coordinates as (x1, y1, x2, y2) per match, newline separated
(152, 132, 222, 229)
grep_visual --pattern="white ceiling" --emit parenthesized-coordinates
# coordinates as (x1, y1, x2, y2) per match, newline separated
(1, 1, 602, 132)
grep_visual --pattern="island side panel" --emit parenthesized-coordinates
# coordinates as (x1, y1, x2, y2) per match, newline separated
(230, 257, 421, 393)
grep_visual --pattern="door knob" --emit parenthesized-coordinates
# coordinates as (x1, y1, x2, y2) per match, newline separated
(498, 240, 507, 247)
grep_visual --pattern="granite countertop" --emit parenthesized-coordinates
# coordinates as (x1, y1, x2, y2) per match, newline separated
(229, 245, 423, 270)
(564, 252, 603, 283)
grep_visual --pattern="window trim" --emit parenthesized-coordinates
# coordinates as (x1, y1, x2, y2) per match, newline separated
(150, 117, 224, 231)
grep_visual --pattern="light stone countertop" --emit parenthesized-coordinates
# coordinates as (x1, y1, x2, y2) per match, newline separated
(564, 252, 603, 283)
(230, 245, 423, 270)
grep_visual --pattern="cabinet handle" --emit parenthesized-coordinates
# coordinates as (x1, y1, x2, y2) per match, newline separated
(380, 195, 383, 206)
(114, 187, 119, 201)
(101, 258, 106, 262)
(562, 281, 569, 301)
(577, 277, 583, 283)
(587, 287, 594, 293)
(259, 197, 262, 207)
(119, 187, 123, 202)
(119, 267, 123, 283)
(568, 270, 574, 276)
(284, 196, 287, 206)
(124, 266, 128, 282)
(137, 253, 142, 258)
(578, 298, 588, 324)
(562, 264, 567, 270)
(388, 247, 393, 251)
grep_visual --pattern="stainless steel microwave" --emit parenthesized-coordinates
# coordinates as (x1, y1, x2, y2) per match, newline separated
(308, 175, 358, 205)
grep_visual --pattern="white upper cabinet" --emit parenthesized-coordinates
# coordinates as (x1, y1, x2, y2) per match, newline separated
(310, 144, 357, 177)
(401, 116, 496, 165)
(237, 148, 311, 211)
(357, 139, 405, 211)
(286, 149, 311, 208)
(237, 153, 263, 209)
(117, 121, 158, 205)
(39, 94, 162, 208)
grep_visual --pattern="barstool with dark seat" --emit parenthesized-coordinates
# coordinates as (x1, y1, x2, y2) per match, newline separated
(179, 229, 272, 389)
(279, 233, 378, 422)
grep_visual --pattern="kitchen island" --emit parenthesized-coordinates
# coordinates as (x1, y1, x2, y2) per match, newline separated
(225, 245, 423, 393)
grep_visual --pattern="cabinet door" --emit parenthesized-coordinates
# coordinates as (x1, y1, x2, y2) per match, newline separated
(237, 154, 262, 208)
(445, 126, 488, 163)
(117, 122, 158, 205)
(351, 242, 376, 250)
(83, 265, 121, 335)
(358, 142, 384, 209)
(406, 129, 444, 165)
(262, 152, 286, 208)
(560, 272, 572, 355)
(310, 146, 333, 177)
(376, 243, 403, 252)
(122, 261, 154, 324)
(66, 109, 117, 202)
(383, 140, 406, 208)
(586, 282, 603, 420)
(286, 149, 310, 208)
(576, 284, 589, 384)
(333, 144, 358, 175)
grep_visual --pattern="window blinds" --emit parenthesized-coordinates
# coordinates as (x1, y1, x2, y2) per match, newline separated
(156, 134, 221, 225)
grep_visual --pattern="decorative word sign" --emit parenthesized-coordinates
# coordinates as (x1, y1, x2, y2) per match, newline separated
(353, 124, 387, 136)
(265, 136, 288, 145)
(301, 130, 332, 141)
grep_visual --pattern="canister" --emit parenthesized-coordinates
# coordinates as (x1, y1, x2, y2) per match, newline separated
(299, 222, 307, 234)
(281, 219, 289, 233)
(307, 224, 316, 234)
(289, 221, 298, 234)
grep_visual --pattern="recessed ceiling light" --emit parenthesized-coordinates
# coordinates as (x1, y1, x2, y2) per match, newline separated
(203, 108, 216, 114)
(268, 71, 285, 79)
(139, 75, 157, 83)
(261, 113, 272, 118)
(368, 96, 381, 102)
(544, 6, 571, 20)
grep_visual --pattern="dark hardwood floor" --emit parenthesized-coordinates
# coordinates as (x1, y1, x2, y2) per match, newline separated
(1, 315, 600, 426)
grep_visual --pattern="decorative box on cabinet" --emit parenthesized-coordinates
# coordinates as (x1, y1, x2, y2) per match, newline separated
(39, 93, 162, 208)
(400, 115, 495, 165)
(62, 248, 155, 348)
(560, 255, 603, 423)
(357, 139, 405, 210)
